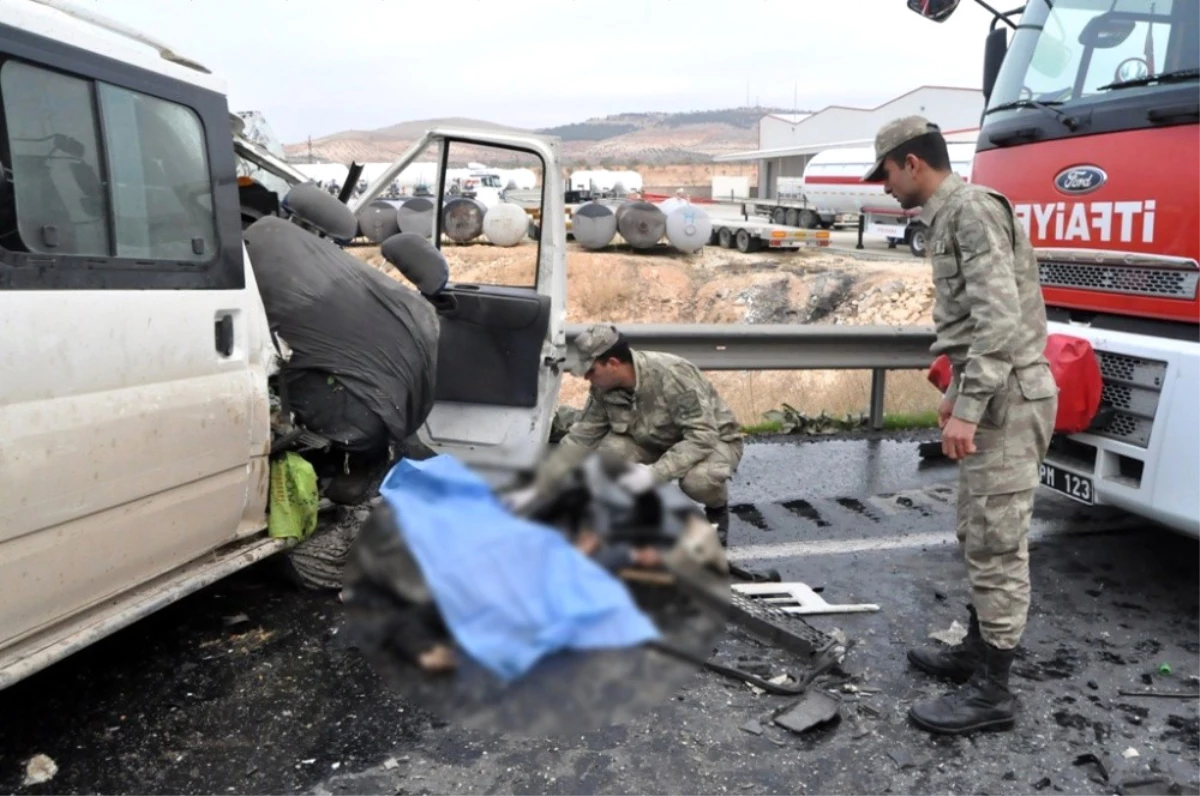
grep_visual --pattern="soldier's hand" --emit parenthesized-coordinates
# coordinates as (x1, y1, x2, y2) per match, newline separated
(941, 417, 978, 461)
(937, 397, 954, 429)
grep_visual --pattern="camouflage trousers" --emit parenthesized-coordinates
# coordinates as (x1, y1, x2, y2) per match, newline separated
(596, 433, 744, 509)
(955, 368, 1057, 649)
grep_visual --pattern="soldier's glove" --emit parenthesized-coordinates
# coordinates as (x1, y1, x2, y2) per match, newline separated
(616, 462, 660, 495)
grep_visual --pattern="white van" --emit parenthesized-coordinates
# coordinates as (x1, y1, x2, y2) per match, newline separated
(0, 0, 567, 689)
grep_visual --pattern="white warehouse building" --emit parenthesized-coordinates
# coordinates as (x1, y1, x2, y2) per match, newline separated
(717, 86, 985, 198)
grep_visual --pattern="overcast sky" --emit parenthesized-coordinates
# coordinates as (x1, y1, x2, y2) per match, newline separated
(85, 0, 997, 144)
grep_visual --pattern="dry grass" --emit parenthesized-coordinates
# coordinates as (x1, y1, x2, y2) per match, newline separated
(705, 369, 939, 427)
(559, 369, 939, 428)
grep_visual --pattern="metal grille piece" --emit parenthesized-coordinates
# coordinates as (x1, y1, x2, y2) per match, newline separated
(1040, 262, 1199, 299)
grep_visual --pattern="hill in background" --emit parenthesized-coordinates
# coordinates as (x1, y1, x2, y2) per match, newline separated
(282, 106, 807, 168)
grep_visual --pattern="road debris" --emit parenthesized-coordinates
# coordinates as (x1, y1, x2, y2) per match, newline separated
(886, 748, 915, 769)
(382, 758, 399, 770)
(222, 613, 250, 627)
(1032, 775, 1052, 790)
(739, 719, 765, 736)
(929, 620, 967, 646)
(1117, 689, 1199, 699)
(1122, 747, 1140, 759)
(1113, 777, 1200, 796)
(732, 582, 880, 615)
(23, 754, 57, 786)
(1072, 752, 1110, 783)
(772, 690, 841, 734)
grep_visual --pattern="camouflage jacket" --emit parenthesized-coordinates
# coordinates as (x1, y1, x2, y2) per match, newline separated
(921, 173, 1056, 424)
(561, 350, 743, 480)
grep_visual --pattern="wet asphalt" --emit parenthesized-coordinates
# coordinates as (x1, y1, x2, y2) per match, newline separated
(1, 433, 1197, 795)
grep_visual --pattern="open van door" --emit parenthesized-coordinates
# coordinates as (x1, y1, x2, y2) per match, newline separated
(351, 128, 567, 481)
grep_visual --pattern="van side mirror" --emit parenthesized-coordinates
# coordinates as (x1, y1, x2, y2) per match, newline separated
(907, 0, 961, 22)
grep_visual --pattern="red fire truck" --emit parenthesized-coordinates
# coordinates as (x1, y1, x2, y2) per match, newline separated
(909, 0, 1199, 537)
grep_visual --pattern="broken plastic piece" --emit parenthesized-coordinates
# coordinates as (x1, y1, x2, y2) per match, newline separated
(1073, 752, 1110, 783)
(732, 582, 880, 615)
(929, 620, 968, 645)
(773, 690, 841, 734)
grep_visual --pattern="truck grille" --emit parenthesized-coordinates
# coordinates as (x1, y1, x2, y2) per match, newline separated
(1039, 261, 1199, 300)
(1090, 352, 1166, 448)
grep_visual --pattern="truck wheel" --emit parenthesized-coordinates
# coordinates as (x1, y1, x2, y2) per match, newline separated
(819, 220, 833, 229)
(736, 228, 756, 253)
(785, 209, 799, 227)
(718, 227, 734, 248)
(908, 225, 927, 258)
(799, 209, 820, 229)
(772, 208, 786, 225)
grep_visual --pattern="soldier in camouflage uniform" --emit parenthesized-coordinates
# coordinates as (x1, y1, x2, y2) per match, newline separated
(549, 324, 744, 542)
(863, 117, 1059, 735)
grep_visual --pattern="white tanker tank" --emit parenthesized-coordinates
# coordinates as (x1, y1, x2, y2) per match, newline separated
(799, 141, 975, 256)
(570, 169, 643, 194)
(799, 141, 975, 217)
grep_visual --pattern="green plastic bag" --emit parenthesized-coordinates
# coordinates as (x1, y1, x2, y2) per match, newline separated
(268, 452, 319, 541)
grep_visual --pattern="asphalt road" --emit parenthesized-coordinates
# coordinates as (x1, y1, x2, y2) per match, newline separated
(2, 434, 1197, 795)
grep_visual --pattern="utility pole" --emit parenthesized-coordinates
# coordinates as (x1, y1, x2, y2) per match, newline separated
(307, 135, 312, 164)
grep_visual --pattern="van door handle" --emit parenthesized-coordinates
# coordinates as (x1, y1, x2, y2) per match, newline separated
(215, 313, 234, 357)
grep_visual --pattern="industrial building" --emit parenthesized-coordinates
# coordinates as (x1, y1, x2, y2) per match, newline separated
(715, 86, 985, 198)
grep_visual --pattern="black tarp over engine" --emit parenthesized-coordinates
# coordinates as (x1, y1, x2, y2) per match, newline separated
(243, 215, 440, 455)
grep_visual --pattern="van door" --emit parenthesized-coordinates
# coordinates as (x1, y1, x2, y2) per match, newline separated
(0, 40, 260, 652)
(352, 129, 567, 477)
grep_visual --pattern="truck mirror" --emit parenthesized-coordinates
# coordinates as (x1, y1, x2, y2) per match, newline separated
(983, 27, 1008, 101)
(906, 0, 961, 22)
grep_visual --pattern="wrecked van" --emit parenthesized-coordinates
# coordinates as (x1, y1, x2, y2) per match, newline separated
(0, 0, 567, 688)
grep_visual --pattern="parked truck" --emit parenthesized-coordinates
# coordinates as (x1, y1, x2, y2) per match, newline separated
(0, 0, 570, 688)
(908, 0, 1199, 537)
(800, 142, 976, 256)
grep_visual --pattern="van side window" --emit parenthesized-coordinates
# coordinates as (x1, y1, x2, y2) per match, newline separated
(0, 59, 216, 263)
(99, 84, 215, 261)
(0, 60, 111, 256)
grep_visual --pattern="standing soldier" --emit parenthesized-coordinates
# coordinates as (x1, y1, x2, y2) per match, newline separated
(517, 324, 744, 543)
(863, 117, 1058, 735)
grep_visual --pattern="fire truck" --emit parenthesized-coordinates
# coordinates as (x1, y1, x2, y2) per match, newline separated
(909, 0, 1199, 537)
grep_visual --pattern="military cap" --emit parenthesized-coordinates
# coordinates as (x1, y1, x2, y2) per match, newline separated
(568, 323, 623, 375)
(862, 115, 943, 182)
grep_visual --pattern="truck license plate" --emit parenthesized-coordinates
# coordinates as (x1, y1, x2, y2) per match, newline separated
(1039, 462, 1093, 505)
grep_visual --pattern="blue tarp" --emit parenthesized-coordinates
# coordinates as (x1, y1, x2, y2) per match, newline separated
(376, 454, 661, 682)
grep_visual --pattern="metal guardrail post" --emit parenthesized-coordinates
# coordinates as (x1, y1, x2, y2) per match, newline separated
(869, 368, 887, 430)
(856, 214, 866, 250)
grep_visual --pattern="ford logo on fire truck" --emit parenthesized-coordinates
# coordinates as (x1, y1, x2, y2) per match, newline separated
(1054, 165, 1107, 195)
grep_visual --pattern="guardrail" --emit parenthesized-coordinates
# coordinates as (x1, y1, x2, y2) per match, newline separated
(562, 323, 939, 430)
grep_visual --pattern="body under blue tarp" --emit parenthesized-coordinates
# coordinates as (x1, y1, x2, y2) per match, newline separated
(376, 454, 660, 682)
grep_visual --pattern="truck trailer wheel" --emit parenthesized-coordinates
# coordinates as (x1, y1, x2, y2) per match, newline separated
(907, 224, 927, 258)
(772, 208, 786, 225)
(718, 227, 734, 248)
(736, 228, 758, 253)
(799, 209, 820, 229)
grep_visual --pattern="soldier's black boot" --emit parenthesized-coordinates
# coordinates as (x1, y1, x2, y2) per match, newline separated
(907, 604, 984, 683)
(907, 641, 1017, 735)
(705, 505, 730, 546)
